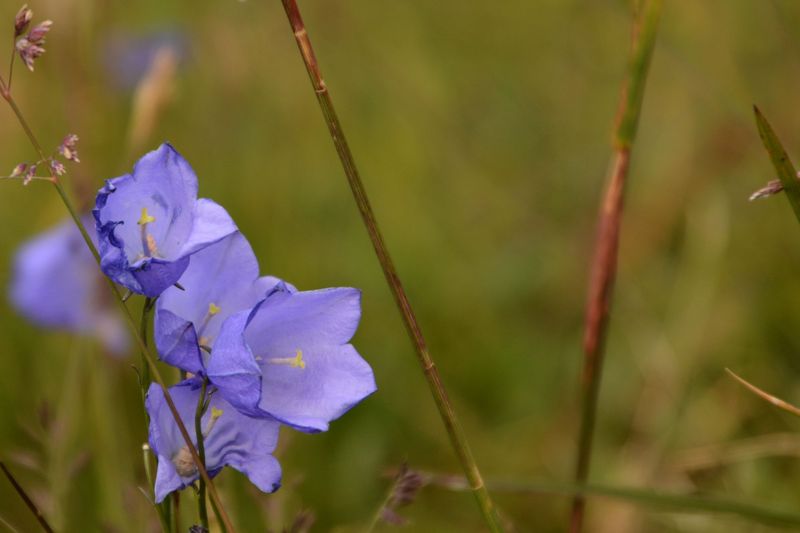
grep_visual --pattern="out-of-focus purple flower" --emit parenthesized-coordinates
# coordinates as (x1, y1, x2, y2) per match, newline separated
(58, 134, 80, 163)
(155, 232, 284, 376)
(103, 30, 189, 90)
(14, 5, 33, 38)
(10, 218, 128, 354)
(22, 163, 36, 185)
(27, 20, 51, 42)
(10, 162, 27, 178)
(49, 158, 65, 176)
(15, 19, 51, 72)
(209, 284, 376, 433)
(93, 143, 237, 297)
(146, 378, 281, 503)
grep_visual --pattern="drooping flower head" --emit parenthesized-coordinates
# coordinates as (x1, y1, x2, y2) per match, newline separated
(146, 378, 281, 503)
(209, 284, 377, 433)
(155, 231, 284, 375)
(9, 218, 127, 354)
(93, 143, 236, 297)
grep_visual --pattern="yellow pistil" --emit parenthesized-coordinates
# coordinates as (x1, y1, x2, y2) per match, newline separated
(197, 303, 222, 342)
(204, 407, 224, 437)
(137, 207, 158, 257)
(137, 207, 156, 225)
(268, 349, 306, 369)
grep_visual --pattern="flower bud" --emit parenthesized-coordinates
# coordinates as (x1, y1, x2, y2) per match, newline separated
(27, 20, 51, 43)
(14, 5, 33, 38)
(58, 133, 80, 162)
(49, 159, 65, 176)
(10, 162, 27, 177)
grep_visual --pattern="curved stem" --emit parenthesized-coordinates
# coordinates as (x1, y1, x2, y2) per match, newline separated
(0, 77, 237, 533)
(194, 378, 210, 530)
(277, 2, 503, 531)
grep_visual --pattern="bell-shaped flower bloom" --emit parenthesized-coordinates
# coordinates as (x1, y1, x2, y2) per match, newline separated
(93, 143, 236, 297)
(9, 218, 127, 354)
(209, 284, 377, 433)
(146, 378, 282, 503)
(154, 231, 283, 375)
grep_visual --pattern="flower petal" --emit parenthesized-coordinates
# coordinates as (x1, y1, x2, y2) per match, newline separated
(154, 308, 204, 374)
(206, 310, 263, 417)
(146, 378, 282, 502)
(178, 198, 237, 258)
(243, 287, 362, 353)
(258, 343, 376, 432)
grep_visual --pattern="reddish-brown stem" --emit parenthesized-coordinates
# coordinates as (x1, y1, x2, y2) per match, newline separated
(569, 1, 662, 530)
(0, 461, 54, 533)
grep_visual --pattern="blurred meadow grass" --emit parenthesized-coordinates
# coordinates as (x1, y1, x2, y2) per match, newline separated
(2, 0, 800, 531)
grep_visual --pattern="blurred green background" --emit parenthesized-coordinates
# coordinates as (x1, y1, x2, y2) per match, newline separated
(2, 0, 800, 531)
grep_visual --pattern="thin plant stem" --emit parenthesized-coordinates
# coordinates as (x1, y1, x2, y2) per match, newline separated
(139, 297, 155, 398)
(0, 461, 55, 533)
(0, 77, 236, 533)
(364, 466, 406, 533)
(172, 493, 180, 533)
(143, 444, 171, 533)
(277, 1, 503, 531)
(195, 378, 210, 530)
(422, 472, 800, 529)
(569, 1, 663, 532)
(726, 369, 800, 417)
(208, 491, 230, 533)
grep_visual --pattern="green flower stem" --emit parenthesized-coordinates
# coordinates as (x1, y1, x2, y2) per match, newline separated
(144, 444, 172, 533)
(277, 1, 503, 531)
(0, 78, 237, 533)
(570, 1, 663, 531)
(195, 377, 210, 530)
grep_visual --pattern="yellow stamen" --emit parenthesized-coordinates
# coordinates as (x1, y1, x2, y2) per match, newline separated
(208, 302, 221, 315)
(138, 207, 156, 225)
(203, 407, 224, 437)
(267, 349, 306, 369)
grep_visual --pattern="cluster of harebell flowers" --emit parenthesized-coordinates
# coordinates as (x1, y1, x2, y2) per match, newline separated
(10, 143, 377, 502)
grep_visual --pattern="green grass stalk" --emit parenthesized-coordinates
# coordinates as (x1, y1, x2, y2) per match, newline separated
(277, 1, 504, 530)
(753, 106, 800, 221)
(570, 1, 663, 531)
(425, 473, 800, 529)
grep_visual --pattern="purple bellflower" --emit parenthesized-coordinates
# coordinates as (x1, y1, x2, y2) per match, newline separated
(154, 231, 284, 376)
(209, 284, 377, 433)
(93, 143, 236, 297)
(9, 218, 127, 354)
(146, 378, 281, 502)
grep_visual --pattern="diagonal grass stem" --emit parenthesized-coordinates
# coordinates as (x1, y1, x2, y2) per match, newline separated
(277, 1, 503, 530)
(0, 461, 55, 533)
